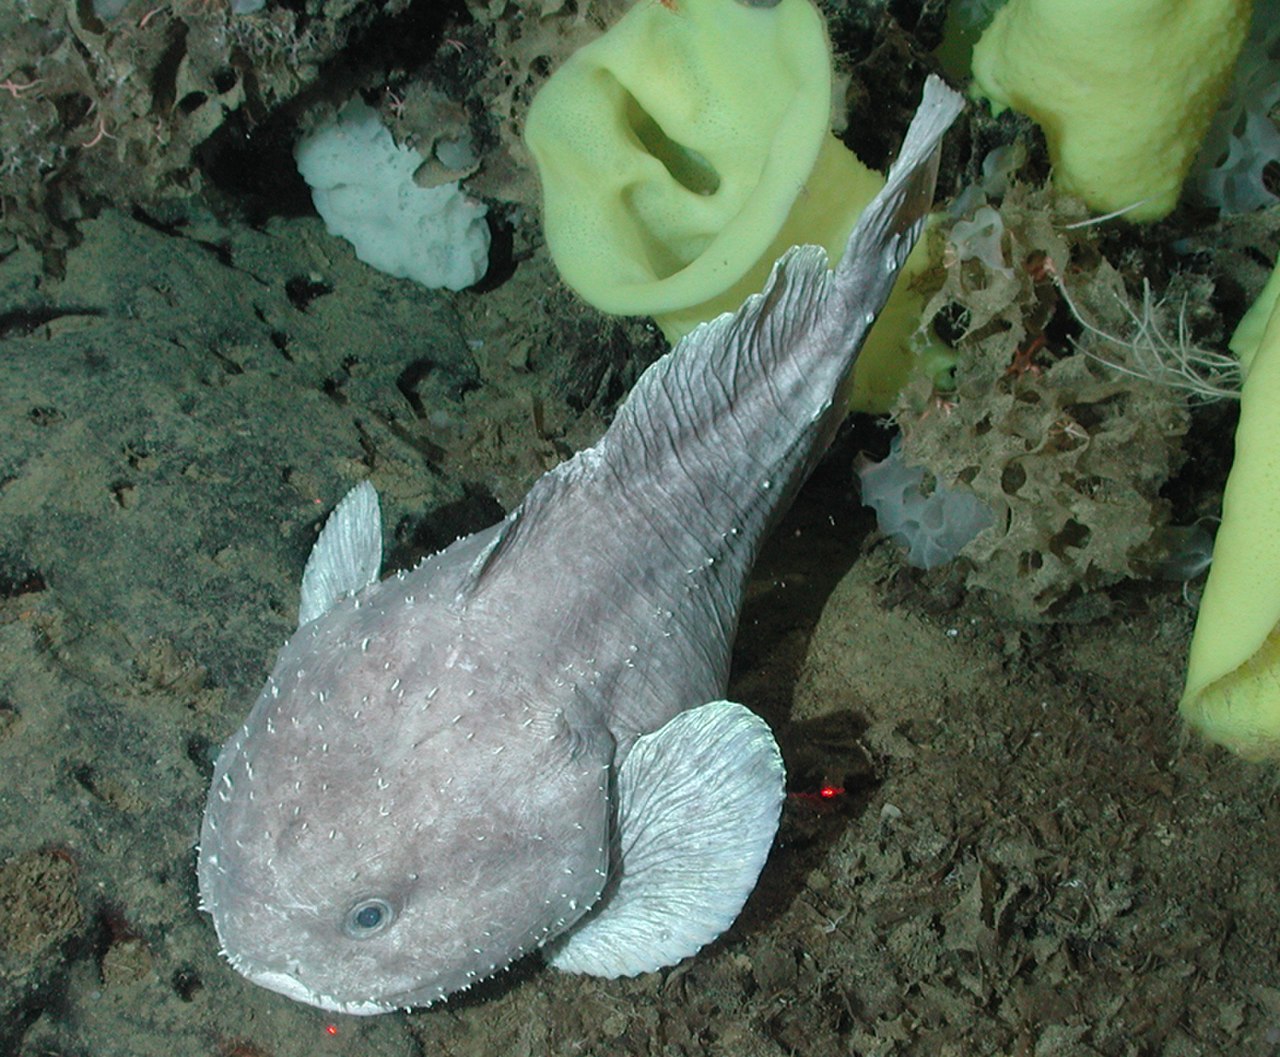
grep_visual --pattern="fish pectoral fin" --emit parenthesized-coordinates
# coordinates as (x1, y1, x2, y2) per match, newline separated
(298, 481, 383, 627)
(544, 700, 784, 978)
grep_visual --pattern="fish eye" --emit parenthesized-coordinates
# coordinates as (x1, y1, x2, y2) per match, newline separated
(343, 897, 395, 938)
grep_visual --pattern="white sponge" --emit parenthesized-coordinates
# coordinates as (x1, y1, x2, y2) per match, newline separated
(295, 100, 490, 291)
(857, 435, 996, 570)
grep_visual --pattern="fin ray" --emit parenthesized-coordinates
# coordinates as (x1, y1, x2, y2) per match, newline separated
(298, 481, 382, 626)
(546, 700, 784, 977)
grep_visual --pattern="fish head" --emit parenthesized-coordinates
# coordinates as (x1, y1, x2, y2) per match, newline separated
(197, 588, 613, 1014)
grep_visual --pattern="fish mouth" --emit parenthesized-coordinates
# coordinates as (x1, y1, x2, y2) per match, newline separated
(242, 965, 397, 1016)
(211, 910, 432, 1014)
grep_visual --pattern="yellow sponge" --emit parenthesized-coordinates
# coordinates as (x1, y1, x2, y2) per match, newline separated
(971, 0, 1252, 221)
(524, 0, 931, 413)
(1181, 253, 1280, 758)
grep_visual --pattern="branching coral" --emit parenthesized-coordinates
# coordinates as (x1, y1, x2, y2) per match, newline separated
(1053, 270, 1242, 404)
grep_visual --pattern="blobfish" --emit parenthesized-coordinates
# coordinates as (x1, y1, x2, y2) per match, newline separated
(197, 78, 962, 1014)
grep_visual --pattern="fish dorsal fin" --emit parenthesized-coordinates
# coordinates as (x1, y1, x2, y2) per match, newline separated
(545, 700, 784, 978)
(298, 481, 382, 627)
(449, 508, 521, 608)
